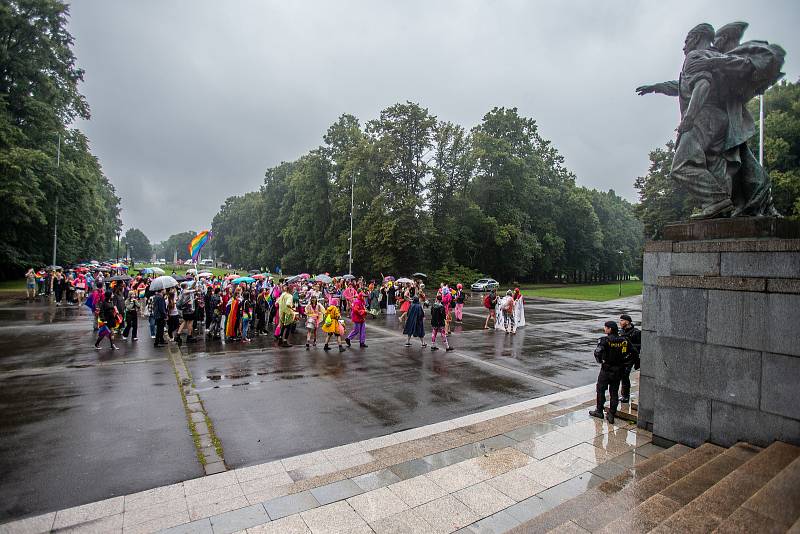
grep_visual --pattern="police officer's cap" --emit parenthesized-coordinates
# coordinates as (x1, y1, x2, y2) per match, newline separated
(604, 320, 619, 333)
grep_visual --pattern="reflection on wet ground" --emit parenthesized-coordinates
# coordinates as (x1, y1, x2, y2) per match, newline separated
(0, 294, 640, 522)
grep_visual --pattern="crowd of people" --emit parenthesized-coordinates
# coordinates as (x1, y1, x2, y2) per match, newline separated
(28, 265, 530, 353)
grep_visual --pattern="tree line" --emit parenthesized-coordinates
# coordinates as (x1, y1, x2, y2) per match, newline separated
(0, 0, 121, 279)
(212, 103, 644, 283)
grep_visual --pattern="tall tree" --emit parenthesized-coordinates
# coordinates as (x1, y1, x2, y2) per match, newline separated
(123, 228, 152, 260)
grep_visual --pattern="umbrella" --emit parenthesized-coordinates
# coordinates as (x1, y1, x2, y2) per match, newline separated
(198, 272, 214, 278)
(383, 275, 395, 282)
(342, 274, 356, 280)
(186, 268, 197, 274)
(232, 276, 255, 284)
(248, 269, 261, 274)
(285, 275, 302, 284)
(396, 277, 412, 284)
(224, 274, 238, 280)
(412, 272, 427, 279)
(89, 260, 100, 265)
(313, 274, 333, 284)
(151, 267, 165, 275)
(46, 265, 62, 271)
(298, 273, 311, 279)
(252, 273, 266, 279)
(140, 268, 153, 275)
(173, 275, 189, 282)
(108, 275, 132, 282)
(149, 275, 178, 291)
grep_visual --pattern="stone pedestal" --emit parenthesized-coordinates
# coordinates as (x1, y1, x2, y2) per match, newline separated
(638, 218, 800, 448)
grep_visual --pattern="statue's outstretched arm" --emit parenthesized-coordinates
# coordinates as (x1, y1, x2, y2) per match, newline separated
(636, 80, 680, 96)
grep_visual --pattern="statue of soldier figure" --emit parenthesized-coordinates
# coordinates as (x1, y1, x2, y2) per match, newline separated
(637, 22, 785, 219)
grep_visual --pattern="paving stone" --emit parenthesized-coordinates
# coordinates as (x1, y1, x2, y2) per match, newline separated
(122, 496, 188, 527)
(328, 452, 373, 471)
(191, 411, 207, 423)
(52, 496, 124, 529)
(234, 461, 286, 483)
(539, 450, 598, 477)
(186, 484, 245, 509)
(120, 511, 190, 534)
(486, 468, 546, 502)
(536, 472, 604, 510)
(239, 472, 294, 495)
(387, 474, 449, 508)
(310, 478, 363, 505)
(504, 422, 559, 442)
(300, 500, 370, 533)
(454, 482, 515, 519)
(205, 462, 227, 476)
(388, 458, 435, 480)
(516, 461, 572, 489)
(347, 487, 409, 524)
(208, 503, 268, 534)
(369, 508, 435, 534)
(124, 483, 185, 511)
(161, 517, 213, 534)
(281, 451, 328, 472)
(263, 491, 320, 520)
(187, 402, 204, 413)
(464, 510, 521, 534)
(352, 468, 402, 492)
(289, 461, 339, 481)
(504, 495, 550, 524)
(189, 496, 249, 522)
(424, 462, 484, 493)
(414, 494, 480, 533)
(195, 421, 211, 436)
(590, 460, 630, 481)
(0, 512, 55, 534)
(422, 449, 468, 469)
(246, 513, 310, 533)
(185, 394, 200, 404)
(633, 443, 666, 459)
(57, 512, 123, 533)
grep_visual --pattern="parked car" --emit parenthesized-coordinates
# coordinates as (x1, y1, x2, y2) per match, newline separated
(471, 278, 499, 292)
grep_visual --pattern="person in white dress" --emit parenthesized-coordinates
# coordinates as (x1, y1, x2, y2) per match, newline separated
(513, 287, 525, 328)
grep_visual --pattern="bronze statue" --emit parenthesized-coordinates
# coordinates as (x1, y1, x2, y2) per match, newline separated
(637, 22, 785, 219)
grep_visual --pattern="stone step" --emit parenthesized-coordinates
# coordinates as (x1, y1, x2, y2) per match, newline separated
(601, 442, 760, 533)
(713, 453, 800, 533)
(653, 441, 800, 533)
(507, 442, 717, 533)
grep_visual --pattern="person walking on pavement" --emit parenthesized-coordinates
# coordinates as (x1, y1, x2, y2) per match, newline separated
(122, 291, 141, 341)
(277, 284, 296, 347)
(403, 296, 427, 348)
(345, 292, 368, 348)
(430, 294, 453, 352)
(25, 268, 36, 301)
(94, 290, 119, 350)
(590, 320, 638, 423)
(153, 289, 168, 347)
(618, 314, 642, 403)
(483, 289, 497, 329)
(321, 303, 346, 352)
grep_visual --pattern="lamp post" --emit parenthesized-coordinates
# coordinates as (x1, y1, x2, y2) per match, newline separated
(348, 172, 355, 275)
(51, 133, 61, 267)
(618, 250, 624, 297)
(116, 231, 120, 263)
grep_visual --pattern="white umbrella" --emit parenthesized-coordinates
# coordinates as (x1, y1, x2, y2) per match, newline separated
(396, 277, 412, 283)
(149, 275, 178, 291)
(198, 272, 213, 278)
(151, 267, 165, 275)
(186, 268, 197, 274)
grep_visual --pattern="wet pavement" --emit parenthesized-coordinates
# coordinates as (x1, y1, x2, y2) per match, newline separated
(0, 295, 640, 523)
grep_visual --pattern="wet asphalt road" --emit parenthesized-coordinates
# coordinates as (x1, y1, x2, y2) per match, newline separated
(0, 295, 640, 522)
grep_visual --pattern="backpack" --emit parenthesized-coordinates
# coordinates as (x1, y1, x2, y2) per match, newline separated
(483, 294, 492, 309)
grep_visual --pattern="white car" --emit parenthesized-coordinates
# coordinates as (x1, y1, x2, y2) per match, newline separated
(471, 278, 499, 292)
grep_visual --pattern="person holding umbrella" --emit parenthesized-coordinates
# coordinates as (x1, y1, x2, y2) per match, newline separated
(153, 289, 168, 347)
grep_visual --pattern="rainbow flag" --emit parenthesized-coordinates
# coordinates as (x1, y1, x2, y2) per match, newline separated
(189, 230, 212, 260)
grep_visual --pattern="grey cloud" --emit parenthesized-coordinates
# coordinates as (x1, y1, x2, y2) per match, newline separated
(68, 0, 800, 242)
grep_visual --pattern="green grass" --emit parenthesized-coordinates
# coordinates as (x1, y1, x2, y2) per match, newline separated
(519, 280, 643, 301)
(0, 279, 25, 292)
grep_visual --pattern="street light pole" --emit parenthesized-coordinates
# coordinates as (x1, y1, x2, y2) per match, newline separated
(348, 172, 354, 275)
(618, 250, 624, 297)
(116, 232, 120, 263)
(51, 133, 60, 267)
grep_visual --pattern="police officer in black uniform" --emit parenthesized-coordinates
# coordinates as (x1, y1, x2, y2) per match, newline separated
(590, 320, 639, 423)
(619, 314, 641, 403)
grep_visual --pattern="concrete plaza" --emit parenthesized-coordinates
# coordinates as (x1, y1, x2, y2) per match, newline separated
(0, 295, 641, 527)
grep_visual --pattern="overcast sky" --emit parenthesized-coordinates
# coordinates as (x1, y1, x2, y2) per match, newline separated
(68, 0, 800, 243)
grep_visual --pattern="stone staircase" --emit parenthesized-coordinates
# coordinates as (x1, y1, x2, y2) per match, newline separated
(508, 440, 800, 533)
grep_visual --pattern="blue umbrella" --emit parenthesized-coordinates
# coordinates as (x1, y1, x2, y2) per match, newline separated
(140, 268, 153, 274)
(232, 276, 255, 284)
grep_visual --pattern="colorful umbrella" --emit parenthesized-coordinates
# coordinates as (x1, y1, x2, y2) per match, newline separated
(232, 276, 255, 284)
(252, 274, 266, 279)
(313, 274, 333, 284)
(383, 276, 395, 281)
(198, 272, 213, 278)
(396, 277, 412, 283)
